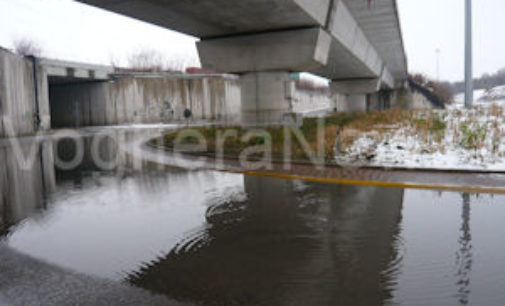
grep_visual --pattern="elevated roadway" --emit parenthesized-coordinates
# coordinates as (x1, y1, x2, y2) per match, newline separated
(79, 0, 408, 121)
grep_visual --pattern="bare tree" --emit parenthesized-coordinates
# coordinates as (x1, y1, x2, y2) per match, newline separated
(108, 54, 122, 72)
(165, 57, 186, 73)
(165, 53, 194, 72)
(13, 38, 42, 57)
(126, 49, 195, 73)
(127, 49, 165, 72)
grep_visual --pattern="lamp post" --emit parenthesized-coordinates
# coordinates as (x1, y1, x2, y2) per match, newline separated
(464, 0, 473, 108)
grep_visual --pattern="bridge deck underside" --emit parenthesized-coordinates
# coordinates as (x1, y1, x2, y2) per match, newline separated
(80, 0, 406, 83)
(82, 0, 328, 38)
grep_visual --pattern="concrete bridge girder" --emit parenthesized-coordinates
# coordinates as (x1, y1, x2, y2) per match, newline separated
(331, 79, 382, 96)
(80, 0, 332, 39)
(197, 28, 332, 74)
(311, 0, 383, 80)
(330, 64, 396, 96)
(198, 0, 388, 82)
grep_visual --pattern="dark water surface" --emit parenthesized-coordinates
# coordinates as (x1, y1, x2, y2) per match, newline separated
(1, 131, 505, 305)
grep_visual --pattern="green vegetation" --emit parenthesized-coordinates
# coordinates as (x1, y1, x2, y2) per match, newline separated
(460, 123, 487, 150)
(152, 123, 333, 161)
(150, 109, 455, 163)
(413, 115, 447, 142)
(151, 112, 366, 161)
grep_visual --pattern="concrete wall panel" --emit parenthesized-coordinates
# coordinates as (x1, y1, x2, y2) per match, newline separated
(0, 49, 36, 137)
(108, 76, 241, 125)
(293, 90, 332, 115)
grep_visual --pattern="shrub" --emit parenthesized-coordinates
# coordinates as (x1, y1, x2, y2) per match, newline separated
(460, 123, 487, 150)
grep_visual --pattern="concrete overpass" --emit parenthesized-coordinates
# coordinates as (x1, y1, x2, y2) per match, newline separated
(79, 0, 408, 122)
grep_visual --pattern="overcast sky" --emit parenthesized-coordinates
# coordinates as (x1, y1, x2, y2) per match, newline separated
(1, 0, 504, 82)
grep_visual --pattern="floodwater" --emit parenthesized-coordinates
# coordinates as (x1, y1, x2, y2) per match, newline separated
(1, 130, 505, 305)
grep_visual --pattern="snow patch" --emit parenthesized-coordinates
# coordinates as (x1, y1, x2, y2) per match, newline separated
(335, 95, 505, 171)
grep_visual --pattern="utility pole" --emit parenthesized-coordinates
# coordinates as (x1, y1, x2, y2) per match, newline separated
(465, 0, 473, 108)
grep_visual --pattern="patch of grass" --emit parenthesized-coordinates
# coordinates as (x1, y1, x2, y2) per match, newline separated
(413, 115, 446, 133)
(412, 114, 447, 142)
(490, 103, 503, 117)
(430, 116, 447, 133)
(152, 109, 451, 163)
(345, 109, 412, 131)
(460, 123, 487, 150)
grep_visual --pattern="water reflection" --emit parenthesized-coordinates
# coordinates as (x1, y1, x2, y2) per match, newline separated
(0, 129, 147, 237)
(455, 193, 473, 305)
(128, 176, 404, 305)
(5, 170, 244, 280)
(2, 131, 505, 305)
(0, 139, 55, 236)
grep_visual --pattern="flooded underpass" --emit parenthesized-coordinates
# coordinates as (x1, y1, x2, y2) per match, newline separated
(1, 130, 505, 305)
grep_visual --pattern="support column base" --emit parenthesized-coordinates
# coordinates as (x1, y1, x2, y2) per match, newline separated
(335, 94, 367, 113)
(240, 72, 296, 125)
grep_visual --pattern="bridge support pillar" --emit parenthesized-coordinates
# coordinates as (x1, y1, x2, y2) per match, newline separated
(346, 94, 367, 112)
(333, 94, 367, 113)
(197, 28, 331, 124)
(331, 78, 382, 113)
(240, 72, 295, 124)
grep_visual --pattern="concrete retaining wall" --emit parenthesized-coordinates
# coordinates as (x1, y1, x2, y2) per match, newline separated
(409, 91, 435, 110)
(108, 76, 241, 125)
(0, 49, 50, 137)
(293, 90, 332, 114)
(49, 76, 242, 127)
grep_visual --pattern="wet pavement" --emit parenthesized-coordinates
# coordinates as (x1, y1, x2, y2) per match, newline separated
(1, 128, 505, 305)
(143, 143, 505, 195)
(0, 244, 186, 306)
